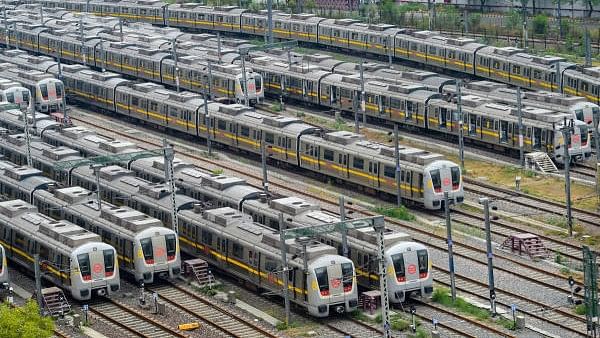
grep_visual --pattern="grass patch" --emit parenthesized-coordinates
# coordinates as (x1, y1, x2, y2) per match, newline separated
(575, 304, 587, 315)
(275, 321, 300, 331)
(432, 288, 490, 320)
(350, 309, 369, 322)
(270, 102, 283, 112)
(497, 317, 516, 330)
(333, 117, 352, 131)
(372, 206, 415, 221)
(453, 222, 486, 239)
(211, 168, 224, 175)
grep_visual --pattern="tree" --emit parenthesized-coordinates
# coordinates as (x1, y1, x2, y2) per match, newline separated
(304, 0, 316, 13)
(0, 300, 54, 338)
(378, 0, 397, 25)
(366, 3, 378, 23)
(532, 14, 548, 34)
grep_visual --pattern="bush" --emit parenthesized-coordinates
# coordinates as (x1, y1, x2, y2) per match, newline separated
(532, 14, 548, 35)
(373, 206, 415, 221)
(432, 288, 490, 320)
(575, 304, 586, 315)
(0, 300, 55, 338)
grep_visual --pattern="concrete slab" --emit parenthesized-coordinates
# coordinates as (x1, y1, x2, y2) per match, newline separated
(10, 283, 32, 299)
(235, 299, 280, 326)
(82, 326, 109, 338)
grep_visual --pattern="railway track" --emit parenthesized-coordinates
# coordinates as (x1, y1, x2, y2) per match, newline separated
(464, 177, 600, 228)
(70, 111, 587, 336)
(89, 298, 187, 338)
(148, 283, 279, 338)
(326, 318, 383, 338)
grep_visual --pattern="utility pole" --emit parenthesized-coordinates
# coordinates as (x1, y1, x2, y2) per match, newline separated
(100, 37, 105, 72)
(593, 109, 599, 205)
(517, 87, 524, 168)
(79, 15, 86, 65)
(56, 51, 68, 125)
(261, 136, 269, 193)
(163, 139, 178, 233)
(339, 196, 348, 258)
(278, 213, 290, 327)
(356, 59, 364, 134)
(376, 223, 391, 338)
(40, 5, 44, 25)
(22, 104, 32, 167)
(522, 1, 528, 50)
(556, 61, 562, 93)
(394, 123, 401, 207)
(558, 0, 564, 39)
(561, 120, 573, 237)
(456, 80, 464, 170)
(34, 254, 43, 315)
(171, 38, 179, 93)
(585, 27, 592, 67)
(240, 51, 249, 106)
(119, 17, 123, 42)
(387, 35, 393, 68)
(86, 0, 90, 12)
(267, 0, 273, 44)
(444, 192, 456, 302)
(583, 246, 599, 337)
(217, 32, 222, 64)
(204, 61, 212, 156)
(480, 197, 496, 316)
(4, 7, 9, 48)
(427, 0, 433, 30)
(90, 164, 103, 210)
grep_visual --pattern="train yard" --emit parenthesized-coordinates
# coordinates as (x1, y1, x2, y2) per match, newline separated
(0, 2, 599, 338)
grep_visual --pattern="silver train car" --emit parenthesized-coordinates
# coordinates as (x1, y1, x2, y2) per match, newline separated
(0, 78, 31, 110)
(34, 186, 182, 284)
(0, 243, 7, 287)
(0, 102, 61, 137)
(178, 206, 358, 317)
(0, 199, 120, 300)
(0, 153, 182, 284)
(0, 64, 64, 113)
(26, 1, 600, 108)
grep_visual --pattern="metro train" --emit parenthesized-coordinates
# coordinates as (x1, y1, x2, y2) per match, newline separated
(0, 198, 120, 300)
(0, 151, 181, 284)
(34, 186, 182, 284)
(0, 59, 461, 209)
(0, 130, 433, 305)
(0, 11, 264, 104)
(0, 17, 592, 165)
(0, 244, 7, 287)
(0, 152, 359, 317)
(25, 0, 600, 106)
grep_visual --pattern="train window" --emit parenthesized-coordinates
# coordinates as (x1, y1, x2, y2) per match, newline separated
(150, 102, 158, 112)
(40, 84, 49, 100)
(241, 126, 250, 137)
(324, 149, 334, 161)
(368, 162, 372, 172)
(104, 249, 115, 277)
(493, 61, 500, 69)
(575, 109, 584, 121)
(5, 92, 13, 103)
(582, 82, 590, 92)
(232, 243, 243, 259)
(314, 267, 330, 296)
(451, 167, 460, 189)
(140, 238, 154, 263)
(165, 234, 176, 260)
(417, 250, 428, 278)
(265, 132, 274, 144)
(352, 157, 364, 170)
(132, 97, 139, 106)
(410, 43, 417, 51)
(512, 65, 521, 74)
(391, 253, 406, 282)
(342, 262, 353, 292)
(265, 258, 278, 272)
(77, 253, 91, 281)
(533, 70, 542, 79)
(217, 120, 226, 130)
(430, 169, 441, 192)
(429, 46, 436, 54)
(287, 139, 291, 148)
(447, 50, 456, 59)
(384, 165, 395, 179)
(14, 232, 26, 250)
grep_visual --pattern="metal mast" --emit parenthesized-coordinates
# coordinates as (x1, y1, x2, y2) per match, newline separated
(163, 139, 178, 233)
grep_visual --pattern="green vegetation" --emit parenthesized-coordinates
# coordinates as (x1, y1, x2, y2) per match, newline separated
(350, 309, 369, 322)
(372, 206, 415, 221)
(575, 304, 587, 315)
(555, 252, 564, 265)
(432, 288, 490, 320)
(275, 321, 300, 330)
(333, 118, 352, 131)
(211, 168, 224, 175)
(532, 14, 549, 35)
(497, 317, 516, 330)
(0, 300, 54, 338)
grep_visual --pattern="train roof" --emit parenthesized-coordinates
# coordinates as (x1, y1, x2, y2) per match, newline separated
(369, 69, 455, 92)
(477, 46, 575, 70)
(0, 162, 57, 192)
(302, 130, 444, 168)
(319, 18, 401, 35)
(47, 187, 164, 237)
(62, 66, 131, 88)
(117, 82, 205, 109)
(0, 199, 102, 251)
(179, 206, 338, 263)
(50, 126, 142, 156)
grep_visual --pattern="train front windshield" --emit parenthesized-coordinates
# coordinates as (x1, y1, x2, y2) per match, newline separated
(451, 167, 460, 190)
(315, 267, 329, 296)
(417, 249, 428, 278)
(391, 253, 405, 282)
(341, 262, 353, 292)
(140, 238, 154, 264)
(0, 248, 3, 273)
(430, 169, 441, 193)
(165, 234, 176, 261)
(103, 249, 115, 277)
(78, 253, 91, 281)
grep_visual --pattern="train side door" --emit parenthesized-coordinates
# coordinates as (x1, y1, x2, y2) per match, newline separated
(533, 127, 542, 150)
(367, 161, 378, 189)
(499, 120, 509, 143)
